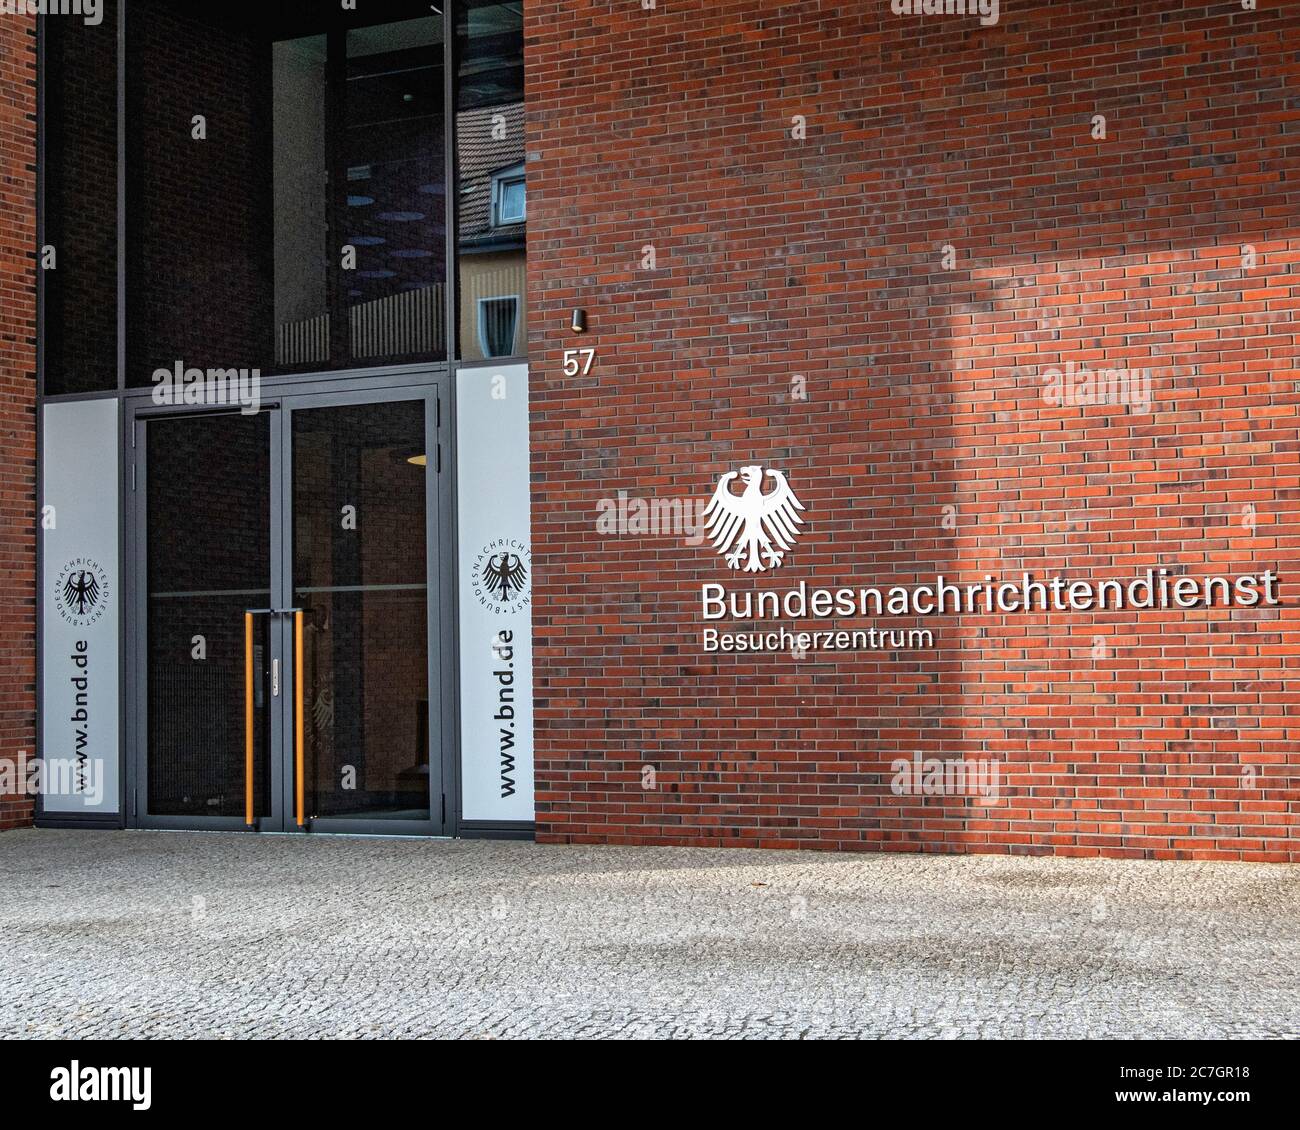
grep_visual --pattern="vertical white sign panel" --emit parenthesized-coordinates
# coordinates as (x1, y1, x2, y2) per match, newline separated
(41, 398, 121, 815)
(456, 363, 533, 822)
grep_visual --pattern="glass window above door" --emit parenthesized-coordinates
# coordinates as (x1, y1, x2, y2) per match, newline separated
(124, 0, 447, 383)
(41, 0, 118, 396)
(455, 1, 527, 363)
(41, 1, 527, 390)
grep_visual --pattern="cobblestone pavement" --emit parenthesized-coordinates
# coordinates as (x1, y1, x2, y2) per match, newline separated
(1, 829, 1297, 1039)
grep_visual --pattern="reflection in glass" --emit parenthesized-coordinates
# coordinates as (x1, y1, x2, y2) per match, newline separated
(457, 1, 526, 361)
(478, 296, 519, 357)
(43, 0, 118, 395)
(127, 1, 446, 381)
(146, 414, 271, 817)
(292, 400, 428, 820)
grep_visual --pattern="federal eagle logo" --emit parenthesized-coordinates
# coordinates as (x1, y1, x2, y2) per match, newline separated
(702, 465, 805, 573)
(482, 552, 528, 602)
(53, 557, 110, 627)
(62, 570, 101, 617)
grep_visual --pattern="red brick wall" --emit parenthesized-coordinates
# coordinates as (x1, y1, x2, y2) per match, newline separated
(0, 13, 37, 831)
(525, 1, 1300, 860)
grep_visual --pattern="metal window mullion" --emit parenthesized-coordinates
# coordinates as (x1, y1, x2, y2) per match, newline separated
(36, 16, 45, 401)
(444, 3, 457, 364)
(117, 0, 126, 393)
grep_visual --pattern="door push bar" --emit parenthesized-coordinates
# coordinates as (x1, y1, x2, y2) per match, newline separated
(243, 608, 306, 829)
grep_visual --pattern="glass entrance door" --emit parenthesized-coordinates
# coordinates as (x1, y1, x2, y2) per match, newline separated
(288, 397, 433, 828)
(139, 410, 279, 828)
(131, 386, 443, 834)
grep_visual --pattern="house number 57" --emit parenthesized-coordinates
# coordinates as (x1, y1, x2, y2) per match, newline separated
(562, 348, 596, 377)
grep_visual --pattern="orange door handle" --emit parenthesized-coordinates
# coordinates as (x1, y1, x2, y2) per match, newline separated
(244, 612, 254, 827)
(295, 610, 305, 828)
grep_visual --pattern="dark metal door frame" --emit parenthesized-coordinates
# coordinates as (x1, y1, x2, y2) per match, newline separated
(277, 382, 448, 837)
(124, 373, 452, 836)
(126, 404, 288, 833)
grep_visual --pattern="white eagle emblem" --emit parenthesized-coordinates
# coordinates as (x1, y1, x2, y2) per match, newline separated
(702, 465, 806, 573)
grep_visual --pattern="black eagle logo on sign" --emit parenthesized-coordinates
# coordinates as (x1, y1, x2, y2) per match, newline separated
(482, 553, 527, 602)
(62, 570, 101, 617)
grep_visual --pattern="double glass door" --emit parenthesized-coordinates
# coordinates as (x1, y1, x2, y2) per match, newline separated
(130, 386, 444, 834)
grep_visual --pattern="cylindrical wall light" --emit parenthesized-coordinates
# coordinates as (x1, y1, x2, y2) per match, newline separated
(570, 308, 588, 333)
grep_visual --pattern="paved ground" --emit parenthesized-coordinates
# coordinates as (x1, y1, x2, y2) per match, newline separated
(0, 829, 1297, 1039)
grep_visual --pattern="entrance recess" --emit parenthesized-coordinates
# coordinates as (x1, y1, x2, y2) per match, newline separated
(129, 384, 446, 834)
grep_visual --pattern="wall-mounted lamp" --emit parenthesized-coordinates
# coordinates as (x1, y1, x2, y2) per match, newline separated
(570, 308, 588, 334)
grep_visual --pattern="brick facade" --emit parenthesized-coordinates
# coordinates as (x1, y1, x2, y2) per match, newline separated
(5, 3, 1298, 855)
(525, 1, 1300, 860)
(0, 13, 36, 831)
